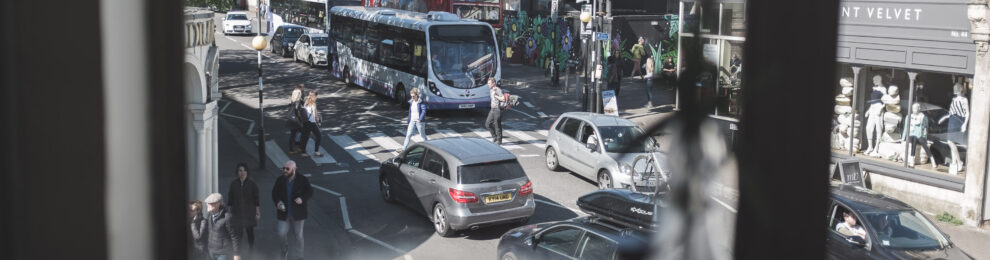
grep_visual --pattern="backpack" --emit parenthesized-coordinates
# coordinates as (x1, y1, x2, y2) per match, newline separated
(501, 93, 520, 111)
(285, 101, 304, 128)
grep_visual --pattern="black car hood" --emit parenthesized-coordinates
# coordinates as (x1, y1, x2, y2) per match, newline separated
(883, 246, 972, 260)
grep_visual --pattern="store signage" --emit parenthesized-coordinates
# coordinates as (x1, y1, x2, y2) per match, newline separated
(602, 90, 618, 116)
(596, 32, 609, 41)
(840, 6, 923, 21)
(838, 1, 970, 33)
(833, 160, 865, 188)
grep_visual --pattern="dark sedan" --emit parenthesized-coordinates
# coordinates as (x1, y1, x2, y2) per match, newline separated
(496, 189, 656, 260)
(826, 183, 973, 259)
(269, 24, 306, 57)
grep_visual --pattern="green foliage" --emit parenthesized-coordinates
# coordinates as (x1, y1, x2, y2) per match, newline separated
(618, 39, 633, 61)
(187, 0, 233, 12)
(936, 212, 964, 226)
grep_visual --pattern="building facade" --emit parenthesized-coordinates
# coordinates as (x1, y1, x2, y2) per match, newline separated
(677, 0, 990, 226)
(184, 8, 221, 202)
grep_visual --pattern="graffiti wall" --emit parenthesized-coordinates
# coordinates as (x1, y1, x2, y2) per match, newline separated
(500, 11, 574, 71)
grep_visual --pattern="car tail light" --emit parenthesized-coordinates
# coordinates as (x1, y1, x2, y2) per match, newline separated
(550, 117, 561, 132)
(449, 188, 478, 203)
(519, 181, 533, 196)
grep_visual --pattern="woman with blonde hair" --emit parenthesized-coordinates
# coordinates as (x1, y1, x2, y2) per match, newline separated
(299, 90, 323, 157)
(401, 88, 428, 150)
(286, 84, 305, 154)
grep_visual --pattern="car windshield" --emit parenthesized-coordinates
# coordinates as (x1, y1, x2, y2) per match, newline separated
(458, 160, 526, 184)
(311, 37, 328, 46)
(227, 14, 248, 20)
(284, 27, 305, 38)
(863, 210, 949, 250)
(429, 25, 497, 89)
(600, 126, 655, 153)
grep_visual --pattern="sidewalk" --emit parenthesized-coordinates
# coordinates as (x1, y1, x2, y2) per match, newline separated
(933, 220, 990, 259)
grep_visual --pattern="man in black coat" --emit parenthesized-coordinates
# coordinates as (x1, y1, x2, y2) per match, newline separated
(272, 160, 313, 260)
(204, 193, 242, 260)
(228, 163, 260, 253)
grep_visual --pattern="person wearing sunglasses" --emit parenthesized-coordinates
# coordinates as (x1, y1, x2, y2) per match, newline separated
(271, 160, 313, 260)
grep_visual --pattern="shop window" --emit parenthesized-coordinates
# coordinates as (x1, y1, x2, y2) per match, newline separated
(714, 39, 743, 118)
(720, 2, 746, 37)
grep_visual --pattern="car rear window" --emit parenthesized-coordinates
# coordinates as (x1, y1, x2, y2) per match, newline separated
(458, 160, 527, 184)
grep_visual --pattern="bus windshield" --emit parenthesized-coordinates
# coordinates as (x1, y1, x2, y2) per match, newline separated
(429, 25, 497, 89)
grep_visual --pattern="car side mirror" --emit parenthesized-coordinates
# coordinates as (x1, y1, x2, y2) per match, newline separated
(585, 142, 597, 152)
(846, 236, 866, 247)
(529, 234, 541, 247)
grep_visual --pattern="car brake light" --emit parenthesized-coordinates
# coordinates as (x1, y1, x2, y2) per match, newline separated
(449, 188, 478, 203)
(519, 181, 533, 196)
(550, 117, 561, 132)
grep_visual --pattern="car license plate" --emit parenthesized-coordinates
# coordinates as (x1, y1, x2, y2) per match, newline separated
(484, 193, 512, 204)
(646, 179, 657, 186)
(459, 104, 475, 109)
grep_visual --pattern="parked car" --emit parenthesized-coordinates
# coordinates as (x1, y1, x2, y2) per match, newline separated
(496, 189, 657, 260)
(269, 24, 306, 57)
(222, 11, 252, 35)
(545, 112, 668, 192)
(293, 33, 329, 67)
(917, 102, 968, 164)
(378, 137, 535, 237)
(826, 183, 973, 259)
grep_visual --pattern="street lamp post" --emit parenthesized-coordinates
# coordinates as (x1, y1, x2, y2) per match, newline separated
(580, 5, 592, 112)
(252, 35, 268, 169)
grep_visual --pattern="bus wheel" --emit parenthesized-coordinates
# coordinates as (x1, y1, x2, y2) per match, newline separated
(394, 84, 408, 108)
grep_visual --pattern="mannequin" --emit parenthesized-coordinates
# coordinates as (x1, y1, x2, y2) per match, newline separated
(832, 78, 859, 151)
(938, 82, 969, 174)
(905, 103, 937, 168)
(864, 75, 886, 156)
(880, 85, 902, 142)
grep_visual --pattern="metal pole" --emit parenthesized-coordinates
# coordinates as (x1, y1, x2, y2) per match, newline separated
(257, 51, 266, 169)
(257, 0, 262, 36)
(904, 71, 917, 167)
(849, 66, 861, 156)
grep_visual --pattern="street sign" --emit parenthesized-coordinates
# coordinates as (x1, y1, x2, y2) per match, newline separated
(596, 32, 609, 41)
(551, 0, 559, 19)
(602, 90, 618, 116)
(833, 160, 865, 188)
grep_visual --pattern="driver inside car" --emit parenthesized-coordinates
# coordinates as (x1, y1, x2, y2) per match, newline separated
(836, 212, 868, 240)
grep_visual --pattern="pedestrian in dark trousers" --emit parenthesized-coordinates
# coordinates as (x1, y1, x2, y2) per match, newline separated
(286, 85, 305, 155)
(485, 77, 506, 145)
(644, 57, 656, 108)
(204, 193, 242, 260)
(607, 55, 622, 97)
(272, 160, 313, 260)
(299, 91, 323, 158)
(227, 163, 260, 255)
(189, 200, 207, 259)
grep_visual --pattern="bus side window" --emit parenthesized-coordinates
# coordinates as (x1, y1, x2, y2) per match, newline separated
(409, 30, 427, 77)
(366, 23, 381, 63)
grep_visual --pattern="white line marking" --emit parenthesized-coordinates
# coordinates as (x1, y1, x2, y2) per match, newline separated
(470, 128, 523, 150)
(364, 167, 379, 171)
(711, 196, 737, 213)
(218, 112, 257, 136)
(246, 122, 255, 136)
(519, 154, 540, 157)
(523, 102, 535, 108)
(537, 130, 549, 137)
(367, 132, 403, 155)
(305, 139, 337, 165)
(330, 86, 347, 96)
(340, 197, 352, 230)
(364, 112, 403, 122)
(324, 170, 349, 175)
(436, 129, 459, 138)
(261, 140, 291, 168)
(404, 255, 414, 260)
(329, 135, 374, 162)
(221, 101, 232, 112)
(537, 112, 548, 118)
(311, 184, 342, 197)
(509, 108, 537, 119)
(349, 229, 407, 254)
(303, 174, 312, 177)
(505, 130, 546, 149)
(367, 101, 379, 111)
(456, 121, 473, 124)
(535, 199, 585, 215)
(220, 112, 253, 122)
(306, 76, 321, 83)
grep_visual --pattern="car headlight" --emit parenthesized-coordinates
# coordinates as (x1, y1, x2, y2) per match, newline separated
(429, 81, 441, 97)
(247, 25, 252, 29)
(620, 163, 634, 177)
(288, 42, 294, 47)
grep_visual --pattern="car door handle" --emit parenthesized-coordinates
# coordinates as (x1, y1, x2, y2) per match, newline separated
(430, 179, 436, 184)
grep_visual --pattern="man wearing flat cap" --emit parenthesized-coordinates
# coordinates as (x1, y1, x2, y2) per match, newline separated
(204, 193, 242, 260)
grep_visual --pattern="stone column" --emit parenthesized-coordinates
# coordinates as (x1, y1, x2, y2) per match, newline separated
(966, 0, 990, 225)
(188, 104, 209, 202)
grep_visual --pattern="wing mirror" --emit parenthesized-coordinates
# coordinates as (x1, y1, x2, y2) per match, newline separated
(528, 233, 541, 247)
(845, 236, 866, 247)
(585, 142, 598, 152)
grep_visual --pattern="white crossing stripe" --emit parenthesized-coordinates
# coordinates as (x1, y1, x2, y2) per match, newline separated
(537, 112, 548, 118)
(329, 135, 374, 162)
(324, 170, 349, 175)
(305, 138, 337, 165)
(471, 128, 523, 150)
(364, 166, 379, 171)
(537, 130, 549, 138)
(261, 140, 291, 168)
(368, 132, 403, 155)
(523, 101, 535, 108)
(303, 173, 312, 177)
(505, 130, 546, 149)
(436, 129, 460, 138)
(519, 154, 540, 157)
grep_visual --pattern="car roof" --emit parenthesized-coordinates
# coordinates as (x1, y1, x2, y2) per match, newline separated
(418, 137, 515, 165)
(830, 183, 914, 212)
(560, 112, 638, 127)
(226, 11, 248, 15)
(278, 24, 305, 29)
(556, 217, 652, 244)
(304, 33, 328, 37)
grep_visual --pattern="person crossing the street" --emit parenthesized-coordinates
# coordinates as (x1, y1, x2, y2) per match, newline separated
(286, 84, 305, 155)
(485, 77, 506, 145)
(402, 88, 428, 151)
(272, 160, 312, 260)
(299, 91, 323, 158)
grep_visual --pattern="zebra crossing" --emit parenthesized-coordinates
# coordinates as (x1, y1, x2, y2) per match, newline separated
(271, 126, 552, 174)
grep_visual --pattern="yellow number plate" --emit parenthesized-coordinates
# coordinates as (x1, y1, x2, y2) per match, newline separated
(484, 193, 512, 204)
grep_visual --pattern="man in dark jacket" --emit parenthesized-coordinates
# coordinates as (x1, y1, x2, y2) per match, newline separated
(272, 160, 313, 260)
(227, 163, 260, 253)
(204, 193, 242, 260)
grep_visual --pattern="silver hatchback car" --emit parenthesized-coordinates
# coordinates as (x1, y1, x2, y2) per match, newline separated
(378, 137, 536, 237)
(545, 112, 668, 192)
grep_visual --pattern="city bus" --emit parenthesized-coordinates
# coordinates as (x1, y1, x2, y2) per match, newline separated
(363, 0, 504, 28)
(329, 6, 501, 109)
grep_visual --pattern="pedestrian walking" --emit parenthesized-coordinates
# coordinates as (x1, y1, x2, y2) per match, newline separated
(286, 85, 305, 155)
(644, 57, 656, 108)
(607, 55, 622, 97)
(272, 160, 313, 260)
(299, 91, 323, 158)
(204, 193, 242, 260)
(189, 200, 207, 259)
(485, 78, 506, 145)
(401, 88, 428, 150)
(227, 163, 260, 254)
(630, 37, 646, 79)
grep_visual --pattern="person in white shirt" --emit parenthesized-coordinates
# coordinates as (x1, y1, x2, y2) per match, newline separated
(836, 212, 867, 240)
(402, 88, 428, 150)
(299, 91, 323, 158)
